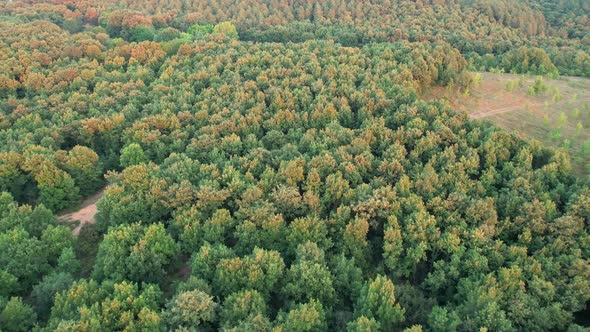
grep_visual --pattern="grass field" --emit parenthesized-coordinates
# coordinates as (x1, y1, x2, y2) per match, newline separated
(426, 72, 590, 179)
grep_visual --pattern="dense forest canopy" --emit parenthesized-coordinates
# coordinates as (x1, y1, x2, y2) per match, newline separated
(0, 0, 589, 331)
(1, 0, 589, 76)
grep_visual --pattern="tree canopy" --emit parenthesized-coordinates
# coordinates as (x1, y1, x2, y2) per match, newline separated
(0, 0, 589, 330)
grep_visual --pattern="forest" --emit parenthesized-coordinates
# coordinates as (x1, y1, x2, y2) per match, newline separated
(0, 0, 589, 331)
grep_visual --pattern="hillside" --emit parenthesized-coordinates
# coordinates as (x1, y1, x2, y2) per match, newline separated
(0, 1, 589, 331)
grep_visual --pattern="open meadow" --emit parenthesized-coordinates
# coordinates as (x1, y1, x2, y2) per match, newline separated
(427, 72, 590, 178)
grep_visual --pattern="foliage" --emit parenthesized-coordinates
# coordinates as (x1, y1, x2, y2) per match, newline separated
(213, 21, 238, 39)
(163, 289, 218, 329)
(0, 0, 588, 330)
(356, 275, 405, 330)
(276, 299, 328, 331)
(0, 297, 37, 332)
(93, 223, 177, 284)
(220, 289, 267, 329)
(48, 280, 163, 330)
(502, 46, 558, 76)
(119, 143, 148, 167)
(31, 272, 75, 320)
(188, 24, 214, 37)
(129, 25, 155, 42)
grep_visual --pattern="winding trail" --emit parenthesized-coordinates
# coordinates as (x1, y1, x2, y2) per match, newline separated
(58, 188, 105, 236)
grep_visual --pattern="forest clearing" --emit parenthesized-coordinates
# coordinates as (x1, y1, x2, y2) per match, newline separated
(57, 188, 105, 236)
(427, 73, 590, 177)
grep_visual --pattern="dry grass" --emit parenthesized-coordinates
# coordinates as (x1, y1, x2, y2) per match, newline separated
(425, 72, 590, 178)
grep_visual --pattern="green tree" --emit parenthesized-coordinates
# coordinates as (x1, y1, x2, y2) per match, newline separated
(163, 289, 218, 329)
(95, 164, 172, 231)
(31, 272, 74, 320)
(155, 27, 182, 42)
(57, 247, 81, 275)
(129, 25, 155, 42)
(331, 255, 363, 309)
(40, 225, 75, 266)
(93, 223, 177, 284)
(36, 168, 80, 212)
(0, 297, 37, 332)
(203, 208, 236, 244)
(355, 275, 405, 330)
(383, 215, 404, 272)
(427, 306, 460, 332)
(213, 247, 285, 298)
(26, 204, 55, 238)
(0, 270, 17, 298)
(282, 244, 336, 307)
(0, 227, 48, 294)
(287, 216, 331, 256)
(347, 316, 381, 332)
(223, 314, 272, 332)
(276, 299, 327, 332)
(49, 281, 162, 331)
(453, 277, 513, 331)
(58, 146, 103, 196)
(120, 143, 147, 168)
(188, 24, 214, 37)
(191, 242, 236, 281)
(213, 22, 239, 39)
(220, 289, 267, 328)
(48, 279, 102, 324)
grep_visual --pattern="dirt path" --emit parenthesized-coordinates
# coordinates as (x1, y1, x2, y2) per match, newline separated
(470, 97, 590, 119)
(58, 188, 105, 236)
(470, 102, 541, 119)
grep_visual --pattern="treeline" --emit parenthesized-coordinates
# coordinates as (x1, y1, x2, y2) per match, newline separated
(1, 0, 589, 77)
(526, 0, 590, 39)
